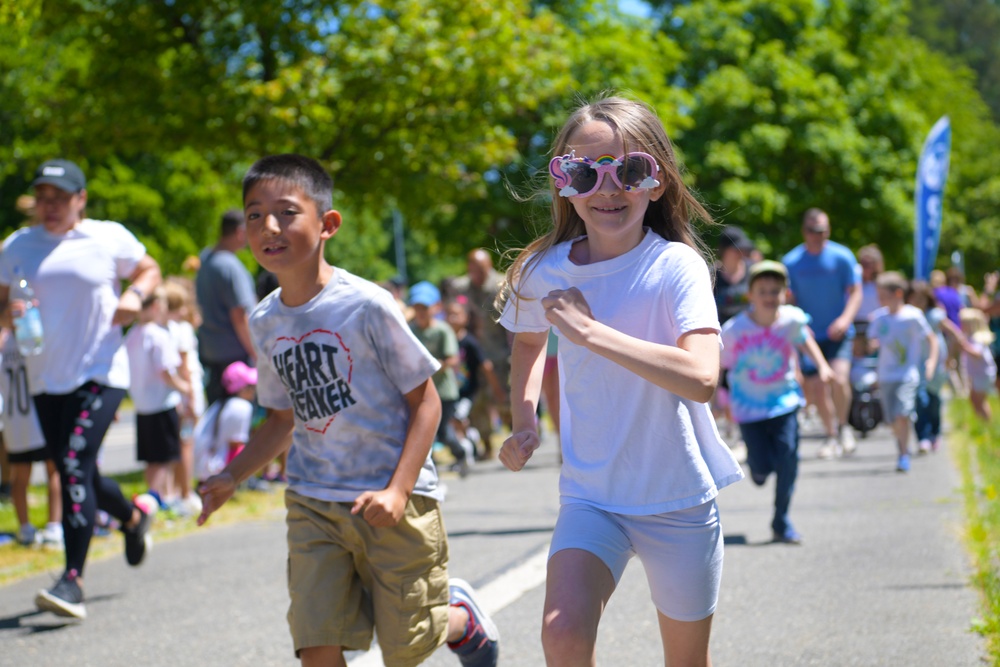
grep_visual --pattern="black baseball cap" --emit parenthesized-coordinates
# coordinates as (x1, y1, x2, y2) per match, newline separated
(32, 159, 86, 193)
(718, 225, 754, 253)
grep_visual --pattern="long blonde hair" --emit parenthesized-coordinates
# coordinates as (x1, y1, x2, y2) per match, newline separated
(498, 95, 714, 313)
(960, 307, 995, 346)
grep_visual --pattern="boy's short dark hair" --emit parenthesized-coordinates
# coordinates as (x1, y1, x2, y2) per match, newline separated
(876, 271, 908, 294)
(242, 154, 333, 215)
(220, 209, 244, 237)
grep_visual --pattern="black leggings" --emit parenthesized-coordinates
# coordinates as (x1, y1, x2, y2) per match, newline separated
(34, 383, 132, 576)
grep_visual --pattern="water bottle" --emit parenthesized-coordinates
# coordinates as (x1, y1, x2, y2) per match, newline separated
(11, 268, 43, 356)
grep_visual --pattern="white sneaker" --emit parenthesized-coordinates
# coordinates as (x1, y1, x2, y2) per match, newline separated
(817, 438, 838, 459)
(40, 522, 63, 547)
(180, 494, 203, 517)
(17, 524, 37, 546)
(918, 439, 931, 455)
(839, 428, 857, 456)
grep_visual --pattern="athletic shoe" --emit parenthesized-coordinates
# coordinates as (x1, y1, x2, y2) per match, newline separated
(896, 454, 911, 473)
(772, 529, 803, 545)
(817, 438, 838, 459)
(918, 440, 931, 455)
(35, 570, 86, 619)
(839, 427, 857, 456)
(40, 522, 64, 547)
(180, 494, 203, 517)
(17, 524, 37, 546)
(123, 505, 153, 566)
(447, 578, 499, 667)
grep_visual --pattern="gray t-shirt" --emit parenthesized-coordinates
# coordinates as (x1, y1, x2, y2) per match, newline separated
(195, 248, 257, 364)
(250, 268, 444, 502)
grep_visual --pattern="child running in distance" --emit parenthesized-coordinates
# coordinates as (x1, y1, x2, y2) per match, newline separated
(959, 307, 997, 421)
(164, 278, 206, 516)
(867, 272, 938, 472)
(197, 154, 498, 667)
(498, 96, 743, 667)
(124, 287, 193, 505)
(906, 280, 951, 453)
(444, 297, 507, 461)
(721, 260, 831, 545)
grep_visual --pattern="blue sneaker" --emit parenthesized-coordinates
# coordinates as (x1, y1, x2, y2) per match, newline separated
(896, 454, 911, 473)
(772, 528, 803, 545)
(447, 578, 499, 667)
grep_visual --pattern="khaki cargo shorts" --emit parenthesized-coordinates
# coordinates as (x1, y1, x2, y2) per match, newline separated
(285, 490, 450, 666)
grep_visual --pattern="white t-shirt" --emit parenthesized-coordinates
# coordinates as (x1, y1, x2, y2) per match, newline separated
(868, 305, 933, 384)
(500, 230, 744, 514)
(168, 319, 206, 417)
(0, 220, 146, 393)
(250, 269, 443, 503)
(720, 305, 810, 424)
(193, 397, 254, 480)
(0, 333, 45, 453)
(124, 322, 182, 414)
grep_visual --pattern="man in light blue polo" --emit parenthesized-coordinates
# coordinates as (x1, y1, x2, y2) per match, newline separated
(783, 208, 862, 458)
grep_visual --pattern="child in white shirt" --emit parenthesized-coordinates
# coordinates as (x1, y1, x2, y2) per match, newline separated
(867, 272, 938, 472)
(124, 287, 192, 503)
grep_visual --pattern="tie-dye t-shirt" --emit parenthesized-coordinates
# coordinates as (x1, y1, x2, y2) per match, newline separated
(867, 305, 932, 384)
(249, 269, 444, 503)
(720, 305, 810, 424)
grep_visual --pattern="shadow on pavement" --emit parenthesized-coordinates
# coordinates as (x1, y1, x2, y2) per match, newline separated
(448, 526, 554, 539)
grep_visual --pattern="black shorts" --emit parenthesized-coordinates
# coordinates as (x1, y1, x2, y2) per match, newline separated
(7, 446, 50, 464)
(136, 408, 181, 463)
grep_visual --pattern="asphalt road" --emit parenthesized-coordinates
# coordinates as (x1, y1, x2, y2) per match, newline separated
(5, 413, 988, 666)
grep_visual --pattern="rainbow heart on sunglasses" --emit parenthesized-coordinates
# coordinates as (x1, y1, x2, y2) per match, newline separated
(549, 151, 661, 198)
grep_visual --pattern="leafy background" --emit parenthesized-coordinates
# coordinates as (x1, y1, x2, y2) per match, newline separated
(2, 0, 998, 285)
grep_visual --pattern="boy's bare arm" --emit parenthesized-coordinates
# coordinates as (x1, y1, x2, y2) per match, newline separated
(197, 408, 294, 526)
(799, 333, 833, 383)
(351, 378, 440, 527)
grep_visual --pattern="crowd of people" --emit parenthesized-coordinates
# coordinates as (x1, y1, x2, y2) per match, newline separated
(0, 94, 996, 666)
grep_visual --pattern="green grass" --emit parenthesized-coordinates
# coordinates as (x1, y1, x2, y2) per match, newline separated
(950, 396, 1000, 664)
(0, 470, 285, 585)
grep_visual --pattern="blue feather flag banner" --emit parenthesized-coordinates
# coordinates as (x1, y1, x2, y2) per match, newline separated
(913, 116, 951, 280)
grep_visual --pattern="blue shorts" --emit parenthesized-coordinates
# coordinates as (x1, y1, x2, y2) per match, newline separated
(549, 500, 723, 622)
(801, 337, 853, 376)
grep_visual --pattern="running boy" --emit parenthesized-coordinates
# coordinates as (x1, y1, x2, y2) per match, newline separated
(197, 154, 498, 667)
(867, 272, 938, 472)
(721, 260, 831, 544)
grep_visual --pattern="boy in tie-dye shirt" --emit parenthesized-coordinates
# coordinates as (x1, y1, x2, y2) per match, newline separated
(721, 261, 831, 544)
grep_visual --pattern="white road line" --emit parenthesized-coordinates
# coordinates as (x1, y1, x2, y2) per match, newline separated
(349, 546, 549, 666)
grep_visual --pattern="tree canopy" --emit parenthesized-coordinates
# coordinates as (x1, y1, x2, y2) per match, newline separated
(2, 0, 998, 284)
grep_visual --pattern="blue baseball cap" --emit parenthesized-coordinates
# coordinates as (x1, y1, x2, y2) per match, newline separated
(408, 281, 441, 307)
